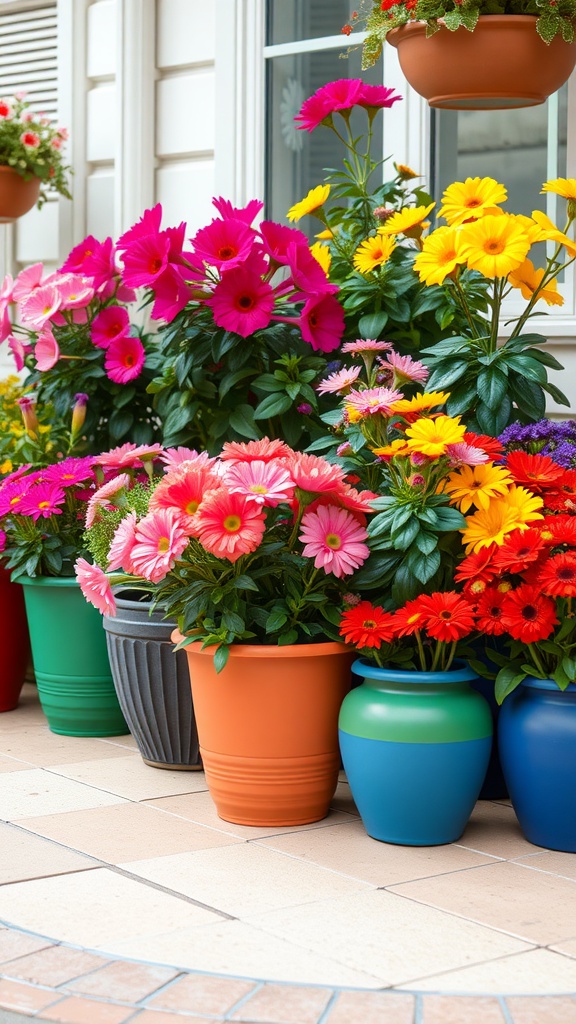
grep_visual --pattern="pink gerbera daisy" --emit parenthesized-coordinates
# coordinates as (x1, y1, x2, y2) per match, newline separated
(90, 305, 130, 349)
(384, 351, 429, 385)
(289, 453, 346, 494)
(160, 448, 215, 471)
(258, 221, 309, 264)
(118, 233, 170, 288)
(85, 473, 131, 528)
(316, 365, 362, 395)
(224, 459, 295, 506)
(34, 328, 60, 371)
(129, 508, 191, 582)
(220, 437, 293, 464)
(106, 511, 139, 572)
(341, 339, 393, 355)
(446, 442, 489, 467)
(19, 482, 66, 520)
(297, 293, 344, 353)
(192, 217, 256, 271)
(43, 457, 96, 487)
(75, 558, 117, 617)
(346, 387, 403, 415)
(212, 196, 264, 224)
(194, 488, 266, 562)
(207, 265, 275, 337)
(149, 465, 222, 526)
(299, 505, 370, 577)
(104, 334, 146, 383)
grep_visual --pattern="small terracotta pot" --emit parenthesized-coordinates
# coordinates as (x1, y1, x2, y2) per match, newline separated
(387, 16, 576, 109)
(0, 166, 41, 222)
(173, 633, 353, 826)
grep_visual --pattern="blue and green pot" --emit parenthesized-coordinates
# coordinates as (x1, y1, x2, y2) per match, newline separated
(339, 659, 492, 846)
(499, 678, 576, 852)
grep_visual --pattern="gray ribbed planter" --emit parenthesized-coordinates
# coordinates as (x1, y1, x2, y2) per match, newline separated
(103, 592, 201, 770)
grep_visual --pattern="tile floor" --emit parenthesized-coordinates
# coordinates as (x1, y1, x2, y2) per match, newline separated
(0, 684, 575, 1023)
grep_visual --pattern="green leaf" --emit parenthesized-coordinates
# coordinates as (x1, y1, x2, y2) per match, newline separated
(358, 311, 388, 338)
(542, 380, 571, 407)
(476, 365, 509, 410)
(495, 666, 526, 705)
(476, 398, 512, 436)
(266, 609, 288, 633)
(425, 359, 470, 391)
(162, 403, 194, 437)
(219, 368, 256, 400)
(213, 645, 230, 674)
(502, 354, 547, 383)
(429, 506, 467, 531)
(407, 547, 441, 584)
(228, 404, 261, 440)
(277, 629, 299, 645)
(253, 392, 293, 420)
(391, 518, 421, 551)
(233, 575, 259, 592)
(221, 611, 245, 633)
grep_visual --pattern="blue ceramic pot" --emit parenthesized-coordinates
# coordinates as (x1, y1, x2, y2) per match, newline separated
(339, 660, 492, 846)
(499, 677, 576, 852)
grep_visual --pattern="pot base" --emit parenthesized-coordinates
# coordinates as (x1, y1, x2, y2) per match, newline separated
(142, 758, 204, 771)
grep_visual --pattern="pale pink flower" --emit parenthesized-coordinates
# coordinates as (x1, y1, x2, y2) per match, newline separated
(299, 505, 370, 577)
(160, 447, 216, 471)
(104, 334, 145, 383)
(130, 508, 191, 583)
(446, 442, 490, 467)
(346, 387, 403, 415)
(289, 453, 346, 494)
(34, 328, 60, 370)
(56, 274, 95, 309)
(106, 511, 139, 571)
(12, 263, 43, 302)
(0, 273, 14, 342)
(316, 365, 362, 395)
(95, 443, 163, 470)
(220, 437, 293, 464)
(384, 350, 429, 385)
(20, 284, 61, 329)
(194, 488, 266, 562)
(341, 339, 393, 355)
(75, 558, 117, 617)
(8, 334, 30, 371)
(85, 473, 131, 529)
(224, 459, 295, 506)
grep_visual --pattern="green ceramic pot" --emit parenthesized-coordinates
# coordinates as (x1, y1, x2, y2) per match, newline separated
(17, 575, 128, 737)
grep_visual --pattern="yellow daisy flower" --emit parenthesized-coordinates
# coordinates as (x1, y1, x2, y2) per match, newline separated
(461, 501, 522, 554)
(530, 211, 576, 258)
(372, 439, 411, 458)
(438, 177, 508, 227)
(0, 459, 12, 475)
(315, 228, 334, 240)
(514, 214, 549, 245)
(413, 226, 467, 286)
(508, 258, 564, 307)
(458, 214, 531, 279)
(353, 233, 395, 273)
(378, 202, 436, 237)
(390, 391, 450, 415)
(541, 178, 576, 201)
(405, 415, 466, 458)
(309, 241, 331, 274)
(443, 463, 513, 513)
(287, 184, 330, 222)
(344, 404, 363, 424)
(502, 485, 545, 527)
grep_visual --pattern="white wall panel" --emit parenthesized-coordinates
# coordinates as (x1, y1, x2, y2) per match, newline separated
(157, 0, 215, 67)
(87, 0, 116, 78)
(15, 199, 59, 265)
(86, 84, 117, 161)
(156, 159, 215, 235)
(86, 171, 115, 239)
(156, 73, 215, 156)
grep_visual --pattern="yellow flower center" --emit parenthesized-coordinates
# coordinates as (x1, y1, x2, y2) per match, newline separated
(223, 514, 241, 533)
(326, 532, 342, 550)
(157, 536, 170, 553)
(185, 499, 199, 514)
(249, 484, 268, 494)
(38, 501, 50, 509)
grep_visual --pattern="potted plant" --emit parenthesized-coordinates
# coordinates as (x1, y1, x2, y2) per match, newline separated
(0, 92, 71, 219)
(75, 440, 374, 826)
(344, 1, 576, 107)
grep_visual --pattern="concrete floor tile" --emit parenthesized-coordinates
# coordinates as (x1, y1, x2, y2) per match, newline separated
(549, 937, 576, 959)
(245, 889, 531, 987)
(230, 983, 332, 1023)
(0, 769, 125, 819)
(455, 802, 541, 859)
(122, 843, 372, 917)
(512, 850, 576, 881)
(147, 973, 256, 1014)
(49, 756, 208, 801)
(420, 994, 506, 1023)
(66, 960, 180, 1001)
(0, 869, 223, 948)
(388, 861, 576, 944)
(0, 945, 106, 986)
(505, 995, 576, 1023)
(0, 928, 53, 963)
(325, 990, 415, 1024)
(15, 801, 240, 863)
(37, 995, 134, 1022)
(0, 979, 60, 1014)
(257, 819, 497, 886)
(402, 948, 576, 994)
(0, 754, 33, 772)
(0, 822, 97, 883)
(0, 727, 134, 763)
(147, 790, 357, 840)
(131, 1013, 215, 1024)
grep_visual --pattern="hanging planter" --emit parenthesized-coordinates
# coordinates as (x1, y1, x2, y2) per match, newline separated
(0, 167, 41, 222)
(387, 16, 576, 110)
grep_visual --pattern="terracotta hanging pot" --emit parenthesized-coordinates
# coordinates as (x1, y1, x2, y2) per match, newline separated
(0, 166, 41, 222)
(387, 16, 576, 110)
(173, 633, 353, 827)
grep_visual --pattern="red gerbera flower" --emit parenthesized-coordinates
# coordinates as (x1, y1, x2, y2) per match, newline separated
(541, 514, 576, 547)
(415, 591, 476, 643)
(505, 451, 564, 493)
(391, 597, 426, 637)
(454, 545, 498, 584)
(340, 600, 396, 648)
(491, 527, 545, 575)
(539, 552, 576, 598)
(542, 469, 576, 512)
(464, 432, 504, 459)
(474, 587, 508, 636)
(500, 584, 558, 643)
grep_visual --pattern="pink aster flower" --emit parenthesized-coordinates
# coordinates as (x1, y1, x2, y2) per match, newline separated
(289, 453, 346, 495)
(224, 459, 295, 506)
(297, 293, 345, 353)
(299, 505, 369, 577)
(34, 327, 60, 371)
(106, 511, 139, 572)
(19, 482, 66, 520)
(192, 217, 256, 271)
(120, 232, 170, 288)
(317, 365, 362, 395)
(85, 473, 131, 528)
(346, 387, 403, 415)
(220, 437, 294, 464)
(160, 447, 215, 471)
(149, 464, 222, 527)
(341, 339, 393, 355)
(194, 488, 266, 562)
(357, 84, 403, 110)
(207, 265, 275, 337)
(0, 478, 31, 516)
(446, 442, 490, 467)
(129, 507, 191, 583)
(212, 196, 263, 225)
(8, 334, 31, 372)
(75, 558, 117, 617)
(95, 443, 163, 470)
(20, 284, 61, 329)
(384, 350, 429, 385)
(90, 305, 131, 349)
(104, 334, 145, 383)
(43, 456, 96, 487)
(295, 78, 365, 132)
(12, 262, 43, 302)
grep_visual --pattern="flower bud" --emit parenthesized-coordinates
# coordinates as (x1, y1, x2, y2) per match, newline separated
(71, 392, 89, 437)
(16, 396, 38, 439)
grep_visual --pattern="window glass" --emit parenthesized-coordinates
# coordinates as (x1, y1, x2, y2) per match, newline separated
(267, 0, 358, 45)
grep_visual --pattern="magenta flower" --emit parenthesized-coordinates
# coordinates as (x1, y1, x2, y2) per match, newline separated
(295, 79, 365, 132)
(285, 242, 338, 296)
(298, 293, 344, 353)
(149, 266, 192, 323)
(130, 507, 191, 582)
(59, 235, 102, 274)
(19, 482, 66, 520)
(75, 558, 117, 617)
(346, 387, 403, 415)
(317, 366, 362, 395)
(90, 305, 131, 349)
(212, 196, 263, 224)
(192, 218, 256, 271)
(224, 459, 295, 506)
(104, 334, 145, 383)
(258, 221, 309, 265)
(43, 456, 96, 487)
(299, 505, 369, 577)
(106, 511, 139, 572)
(207, 265, 275, 337)
(8, 334, 31, 372)
(60, 237, 116, 289)
(116, 205, 164, 250)
(0, 479, 31, 517)
(20, 284, 61, 329)
(357, 84, 402, 110)
(120, 233, 170, 288)
(34, 328, 60, 371)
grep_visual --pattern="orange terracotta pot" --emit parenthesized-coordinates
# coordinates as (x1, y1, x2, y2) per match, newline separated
(387, 16, 576, 109)
(0, 166, 41, 222)
(173, 632, 354, 826)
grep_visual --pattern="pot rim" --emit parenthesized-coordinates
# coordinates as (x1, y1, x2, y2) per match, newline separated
(352, 657, 477, 684)
(521, 676, 576, 693)
(171, 629, 350, 658)
(15, 574, 78, 587)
